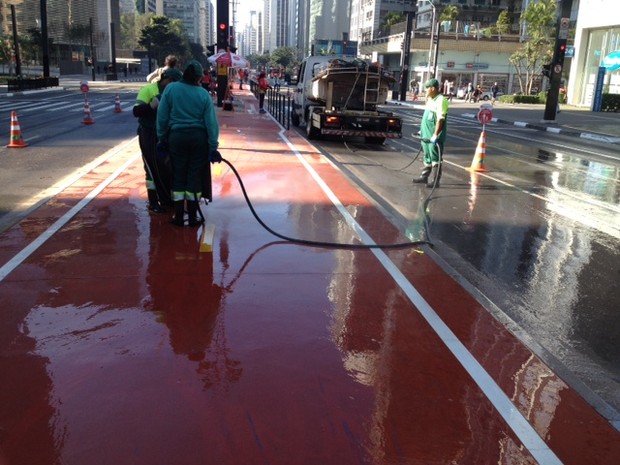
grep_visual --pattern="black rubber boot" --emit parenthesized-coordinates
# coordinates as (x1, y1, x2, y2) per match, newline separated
(170, 201, 185, 226)
(186, 201, 203, 227)
(412, 165, 432, 184)
(427, 164, 442, 188)
(147, 190, 165, 213)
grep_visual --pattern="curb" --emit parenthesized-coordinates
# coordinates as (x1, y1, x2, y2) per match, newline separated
(460, 113, 620, 145)
(387, 100, 619, 145)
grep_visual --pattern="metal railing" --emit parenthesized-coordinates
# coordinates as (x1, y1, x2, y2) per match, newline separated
(249, 78, 292, 129)
(265, 87, 291, 130)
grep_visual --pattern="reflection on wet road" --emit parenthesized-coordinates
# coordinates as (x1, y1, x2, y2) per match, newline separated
(320, 113, 620, 415)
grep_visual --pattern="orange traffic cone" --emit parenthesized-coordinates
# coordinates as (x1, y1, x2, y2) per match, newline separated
(114, 94, 123, 113)
(468, 130, 489, 172)
(82, 98, 95, 125)
(6, 111, 28, 148)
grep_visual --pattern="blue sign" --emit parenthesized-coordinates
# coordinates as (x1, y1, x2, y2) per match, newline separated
(592, 67, 606, 112)
(565, 46, 575, 58)
(601, 50, 620, 71)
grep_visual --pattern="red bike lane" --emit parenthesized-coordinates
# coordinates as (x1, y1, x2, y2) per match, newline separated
(0, 91, 618, 465)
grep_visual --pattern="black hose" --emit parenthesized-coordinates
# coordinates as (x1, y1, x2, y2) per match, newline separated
(219, 158, 432, 249)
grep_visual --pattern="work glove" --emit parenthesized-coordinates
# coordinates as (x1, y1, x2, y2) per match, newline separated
(150, 97, 159, 109)
(209, 149, 222, 164)
(156, 139, 169, 158)
(430, 134, 438, 144)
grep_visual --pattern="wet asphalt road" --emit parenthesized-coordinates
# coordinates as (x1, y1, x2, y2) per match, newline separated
(304, 108, 620, 421)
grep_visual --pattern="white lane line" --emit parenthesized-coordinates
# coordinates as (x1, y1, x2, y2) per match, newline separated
(45, 102, 85, 111)
(277, 126, 564, 465)
(0, 138, 140, 282)
(21, 101, 84, 112)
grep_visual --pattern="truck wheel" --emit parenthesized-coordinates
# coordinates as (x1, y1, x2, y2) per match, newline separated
(365, 137, 386, 145)
(306, 114, 320, 140)
(291, 111, 300, 127)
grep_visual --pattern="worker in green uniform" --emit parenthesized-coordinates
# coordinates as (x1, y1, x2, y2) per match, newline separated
(157, 60, 221, 227)
(133, 68, 183, 212)
(413, 78, 448, 187)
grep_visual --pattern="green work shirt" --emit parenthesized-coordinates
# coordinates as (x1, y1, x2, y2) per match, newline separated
(421, 94, 448, 143)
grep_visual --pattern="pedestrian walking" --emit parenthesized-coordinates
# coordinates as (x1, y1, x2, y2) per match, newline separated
(133, 67, 183, 213)
(238, 69, 245, 90)
(491, 82, 499, 104)
(473, 85, 483, 103)
(258, 71, 271, 114)
(465, 82, 474, 102)
(147, 55, 178, 83)
(412, 78, 448, 188)
(201, 69, 212, 92)
(156, 60, 221, 227)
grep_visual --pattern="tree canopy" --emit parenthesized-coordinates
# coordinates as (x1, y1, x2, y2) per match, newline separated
(138, 16, 188, 65)
(509, 0, 557, 94)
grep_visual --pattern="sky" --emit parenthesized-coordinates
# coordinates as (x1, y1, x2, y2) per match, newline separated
(228, 0, 255, 31)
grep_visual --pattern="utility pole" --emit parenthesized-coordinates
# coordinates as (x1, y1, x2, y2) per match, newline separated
(9, 4, 21, 77)
(543, 0, 574, 121)
(90, 18, 96, 81)
(40, 0, 50, 78)
(399, 11, 416, 102)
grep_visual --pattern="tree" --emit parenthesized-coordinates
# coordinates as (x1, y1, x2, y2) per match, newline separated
(189, 42, 205, 64)
(509, 0, 557, 94)
(270, 47, 298, 71)
(496, 10, 512, 36)
(247, 52, 270, 70)
(440, 5, 459, 22)
(138, 16, 187, 65)
(439, 5, 459, 32)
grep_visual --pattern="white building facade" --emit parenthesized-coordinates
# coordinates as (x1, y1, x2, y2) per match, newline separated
(567, 0, 620, 106)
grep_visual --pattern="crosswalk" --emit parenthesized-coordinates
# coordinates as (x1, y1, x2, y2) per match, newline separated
(0, 98, 135, 115)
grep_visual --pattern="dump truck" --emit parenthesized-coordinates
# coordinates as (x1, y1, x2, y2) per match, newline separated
(291, 56, 402, 144)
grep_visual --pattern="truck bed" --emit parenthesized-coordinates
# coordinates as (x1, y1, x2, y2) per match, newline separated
(309, 59, 395, 110)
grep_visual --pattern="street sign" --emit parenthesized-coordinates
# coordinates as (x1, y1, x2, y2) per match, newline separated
(559, 17, 570, 39)
(554, 64, 562, 75)
(478, 108, 492, 125)
(80, 81, 89, 93)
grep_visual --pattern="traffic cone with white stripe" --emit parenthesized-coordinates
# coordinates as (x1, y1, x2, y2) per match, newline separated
(82, 98, 95, 125)
(468, 130, 489, 172)
(114, 94, 123, 113)
(6, 111, 28, 148)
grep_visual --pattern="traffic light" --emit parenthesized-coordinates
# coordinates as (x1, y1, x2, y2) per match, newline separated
(217, 22, 228, 49)
(542, 64, 551, 78)
(555, 40, 567, 65)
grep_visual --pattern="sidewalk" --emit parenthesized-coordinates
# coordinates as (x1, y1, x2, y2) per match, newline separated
(0, 89, 619, 465)
(392, 97, 620, 144)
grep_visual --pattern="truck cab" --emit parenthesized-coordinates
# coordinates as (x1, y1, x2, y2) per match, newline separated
(292, 55, 347, 127)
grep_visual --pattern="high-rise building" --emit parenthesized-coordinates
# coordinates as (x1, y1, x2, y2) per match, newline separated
(307, 0, 351, 48)
(0, 0, 121, 65)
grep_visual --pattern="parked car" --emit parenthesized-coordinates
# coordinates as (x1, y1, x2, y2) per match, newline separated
(481, 90, 505, 100)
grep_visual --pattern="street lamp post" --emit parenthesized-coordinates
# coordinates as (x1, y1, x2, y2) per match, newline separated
(9, 4, 21, 77)
(429, 1, 441, 78)
(40, 0, 50, 77)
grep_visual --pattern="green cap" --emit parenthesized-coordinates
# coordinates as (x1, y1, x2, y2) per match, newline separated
(185, 60, 204, 77)
(424, 78, 440, 89)
(162, 68, 183, 81)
